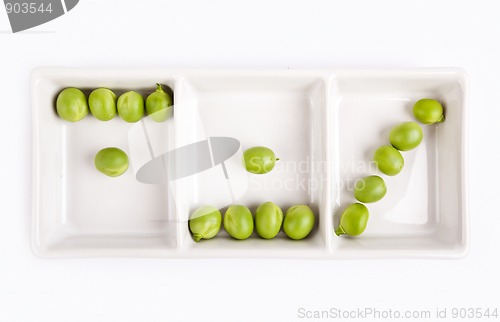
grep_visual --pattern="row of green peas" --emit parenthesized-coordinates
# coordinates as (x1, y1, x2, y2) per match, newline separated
(56, 83, 172, 123)
(335, 99, 445, 236)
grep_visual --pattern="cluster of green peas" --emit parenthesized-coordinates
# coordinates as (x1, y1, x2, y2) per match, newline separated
(189, 203, 315, 242)
(55, 84, 173, 177)
(190, 147, 317, 242)
(336, 99, 445, 237)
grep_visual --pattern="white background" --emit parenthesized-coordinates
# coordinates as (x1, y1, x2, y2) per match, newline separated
(1, 1, 499, 321)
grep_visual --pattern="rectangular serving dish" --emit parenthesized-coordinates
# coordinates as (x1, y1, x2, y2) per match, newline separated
(31, 68, 468, 258)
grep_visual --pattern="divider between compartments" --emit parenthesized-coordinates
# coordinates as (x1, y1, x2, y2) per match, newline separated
(168, 74, 215, 251)
(169, 75, 190, 250)
(315, 74, 333, 253)
(324, 73, 341, 254)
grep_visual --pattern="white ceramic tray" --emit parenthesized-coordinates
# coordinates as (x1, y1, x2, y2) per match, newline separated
(31, 68, 469, 258)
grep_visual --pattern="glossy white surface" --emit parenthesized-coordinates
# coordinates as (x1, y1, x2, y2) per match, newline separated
(32, 68, 468, 258)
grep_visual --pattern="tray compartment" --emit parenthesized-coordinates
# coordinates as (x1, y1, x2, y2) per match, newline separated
(174, 72, 330, 257)
(32, 69, 179, 257)
(329, 70, 468, 257)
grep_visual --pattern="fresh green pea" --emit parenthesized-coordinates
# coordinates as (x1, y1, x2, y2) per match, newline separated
(117, 91, 144, 123)
(389, 122, 423, 151)
(255, 201, 283, 239)
(354, 175, 387, 203)
(146, 83, 173, 122)
(94, 147, 129, 177)
(224, 205, 254, 240)
(283, 205, 315, 240)
(335, 203, 369, 236)
(89, 88, 117, 121)
(189, 206, 222, 242)
(373, 145, 404, 176)
(56, 88, 88, 122)
(243, 146, 278, 174)
(413, 98, 444, 124)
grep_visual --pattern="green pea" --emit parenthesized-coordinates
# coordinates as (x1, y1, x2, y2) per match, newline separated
(117, 91, 144, 123)
(283, 205, 315, 240)
(56, 88, 88, 122)
(255, 201, 283, 239)
(389, 122, 423, 151)
(224, 205, 254, 240)
(373, 145, 404, 176)
(146, 83, 173, 122)
(335, 203, 369, 236)
(354, 175, 387, 203)
(413, 98, 444, 124)
(94, 147, 129, 177)
(89, 88, 117, 121)
(189, 206, 222, 242)
(243, 146, 278, 174)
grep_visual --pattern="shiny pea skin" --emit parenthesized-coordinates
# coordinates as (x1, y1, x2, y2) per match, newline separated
(189, 206, 222, 242)
(389, 122, 423, 151)
(89, 88, 117, 121)
(94, 147, 129, 177)
(373, 145, 404, 176)
(335, 203, 369, 236)
(224, 205, 254, 240)
(413, 98, 444, 124)
(146, 83, 173, 122)
(354, 175, 387, 203)
(283, 205, 315, 240)
(255, 201, 283, 239)
(56, 88, 88, 122)
(243, 146, 278, 174)
(117, 91, 144, 123)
